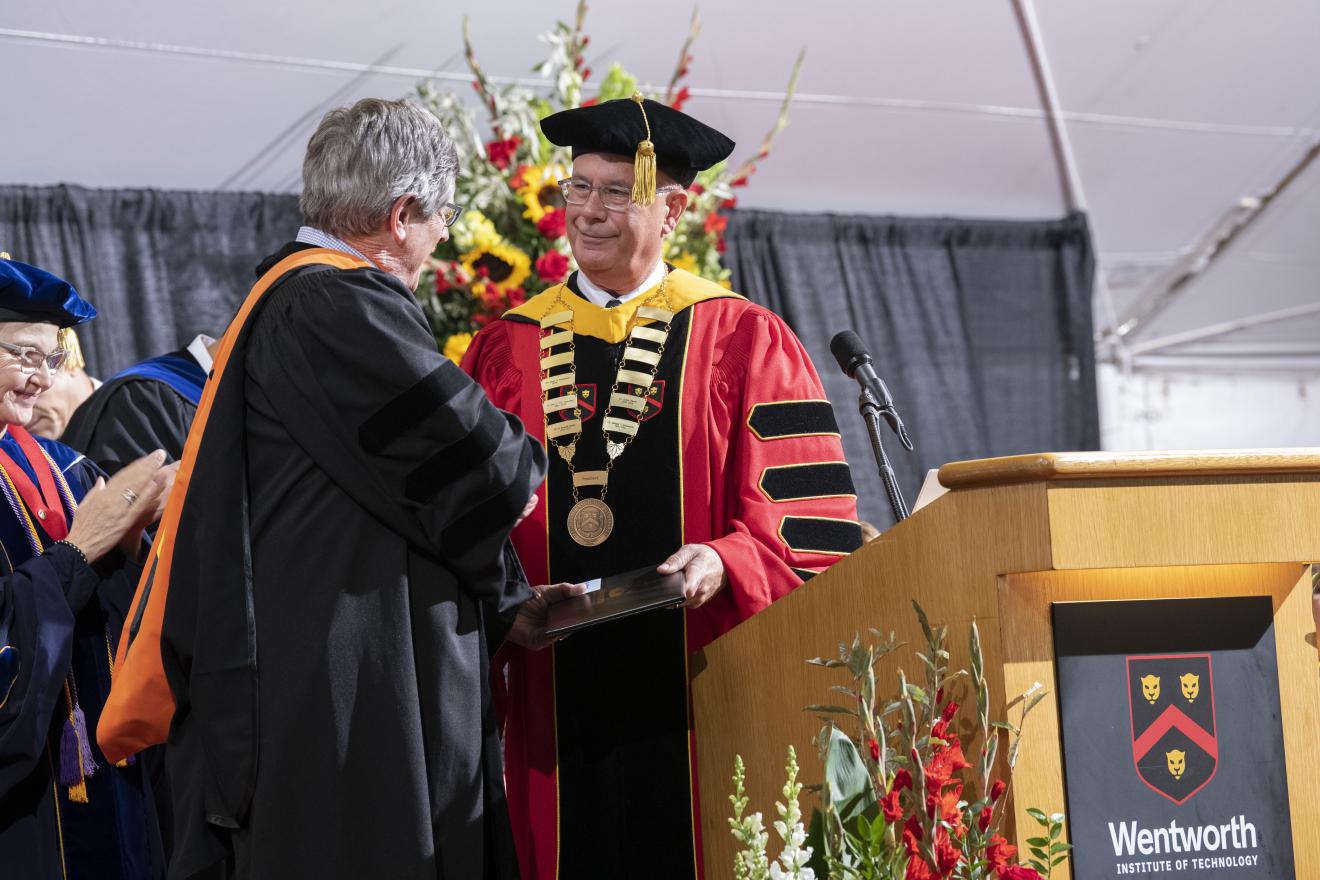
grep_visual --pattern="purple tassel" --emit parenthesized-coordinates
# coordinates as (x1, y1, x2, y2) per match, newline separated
(57, 704, 98, 786)
(58, 718, 82, 785)
(72, 704, 98, 779)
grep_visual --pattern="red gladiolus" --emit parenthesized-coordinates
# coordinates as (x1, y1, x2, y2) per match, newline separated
(902, 816, 923, 856)
(703, 213, 727, 235)
(537, 209, 567, 240)
(868, 738, 881, 762)
(1000, 867, 1042, 880)
(486, 136, 522, 170)
(941, 701, 958, 723)
(716, 237, 726, 254)
(935, 687, 944, 705)
(990, 779, 1007, 802)
(935, 829, 962, 873)
(535, 250, 570, 283)
(671, 86, 691, 111)
(904, 857, 937, 880)
(729, 174, 750, 187)
(986, 835, 1017, 874)
(892, 768, 913, 791)
(925, 741, 972, 794)
(977, 806, 993, 833)
(722, 196, 738, 210)
(581, 97, 599, 107)
(504, 286, 527, 308)
(689, 183, 705, 195)
(509, 165, 531, 189)
(582, 67, 592, 80)
(881, 789, 903, 822)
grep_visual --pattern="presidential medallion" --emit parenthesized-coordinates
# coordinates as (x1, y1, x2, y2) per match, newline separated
(567, 497, 614, 547)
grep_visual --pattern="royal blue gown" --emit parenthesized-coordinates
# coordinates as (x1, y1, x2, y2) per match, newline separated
(0, 430, 164, 879)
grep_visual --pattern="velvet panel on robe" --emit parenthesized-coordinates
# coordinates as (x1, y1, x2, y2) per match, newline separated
(62, 349, 204, 476)
(155, 244, 545, 880)
(0, 433, 162, 880)
(463, 269, 861, 880)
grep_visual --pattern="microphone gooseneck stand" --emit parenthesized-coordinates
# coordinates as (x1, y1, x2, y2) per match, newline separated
(857, 385, 911, 523)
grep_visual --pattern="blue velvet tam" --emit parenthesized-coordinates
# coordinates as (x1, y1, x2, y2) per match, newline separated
(0, 259, 97, 327)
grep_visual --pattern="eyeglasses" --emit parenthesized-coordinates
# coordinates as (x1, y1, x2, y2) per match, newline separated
(558, 178, 680, 212)
(0, 340, 67, 374)
(439, 202, 463, 227)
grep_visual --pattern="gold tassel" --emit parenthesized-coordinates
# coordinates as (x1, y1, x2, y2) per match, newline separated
(58, 328, 85, 372)
(630, 92, 657, 206)
(68, 779, 88, 803)
(0, 252, 9, 260)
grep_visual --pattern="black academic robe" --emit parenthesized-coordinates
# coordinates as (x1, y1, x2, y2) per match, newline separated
(0, 433, 163, 879)
(63, 349, 204, 475)
(158, 244, 543, 880)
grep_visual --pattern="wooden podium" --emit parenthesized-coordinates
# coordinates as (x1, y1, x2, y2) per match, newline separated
(691, 450, 1320, 877)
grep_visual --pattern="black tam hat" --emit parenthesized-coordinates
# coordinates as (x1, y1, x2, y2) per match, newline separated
(541, 94, 735, 203)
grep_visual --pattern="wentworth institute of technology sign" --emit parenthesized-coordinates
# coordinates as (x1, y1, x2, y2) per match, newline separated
(1052, 597, 1294, 879)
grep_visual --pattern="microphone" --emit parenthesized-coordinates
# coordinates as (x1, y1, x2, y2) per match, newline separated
(829, 331, 913, 450)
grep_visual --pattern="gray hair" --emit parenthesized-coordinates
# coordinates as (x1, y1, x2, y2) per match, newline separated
(300, 98, 458, 237)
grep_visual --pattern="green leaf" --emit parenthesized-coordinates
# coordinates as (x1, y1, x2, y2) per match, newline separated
(823, 727, 877, 823)
(805, 704, 856, 715)
(1026, 836, 1049, 847)
(1050, 842, 1071, 854)
(1050, 822, 1062, 840)
(1026, 807, 1048, 823)
(807, 658, 848, 668)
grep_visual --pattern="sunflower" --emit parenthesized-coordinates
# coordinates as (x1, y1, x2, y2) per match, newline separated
(516, 163, 569, 223)
(443, 332, 473, 364)
(460, 239, 532, 293)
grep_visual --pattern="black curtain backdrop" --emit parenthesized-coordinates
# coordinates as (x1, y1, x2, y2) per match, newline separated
(0, 184, 301, 377)
(0, 186, 1098, 528)
(725, 209, 1098, 528)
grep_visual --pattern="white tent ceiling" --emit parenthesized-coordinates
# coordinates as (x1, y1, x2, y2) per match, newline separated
(4, 0, 1319, 372)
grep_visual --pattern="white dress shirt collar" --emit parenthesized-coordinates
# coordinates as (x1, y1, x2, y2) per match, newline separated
(575, 261, 666, 307)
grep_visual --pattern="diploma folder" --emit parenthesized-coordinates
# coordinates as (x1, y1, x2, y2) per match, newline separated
(544, 566, 686, 638)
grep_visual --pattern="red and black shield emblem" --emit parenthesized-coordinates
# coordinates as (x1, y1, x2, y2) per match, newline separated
(550, 384, 597, 422)
(1127, 654, 1217, 804)
(626, 379, 665, 422)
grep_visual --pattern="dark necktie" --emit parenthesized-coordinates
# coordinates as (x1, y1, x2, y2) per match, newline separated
(606, 297, 622, 308)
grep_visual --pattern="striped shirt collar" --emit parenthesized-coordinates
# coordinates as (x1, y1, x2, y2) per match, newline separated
(295, 226, 376, 267)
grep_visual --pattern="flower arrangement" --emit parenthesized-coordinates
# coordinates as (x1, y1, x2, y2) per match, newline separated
(730, 603, 1073, 880)
(414, 2, 803, 361)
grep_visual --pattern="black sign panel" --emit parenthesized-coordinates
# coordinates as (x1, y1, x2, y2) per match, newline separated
(1052, 597, 1294, 879)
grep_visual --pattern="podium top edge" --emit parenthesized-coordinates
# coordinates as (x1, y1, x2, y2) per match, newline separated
(938, 448, 1320, 489)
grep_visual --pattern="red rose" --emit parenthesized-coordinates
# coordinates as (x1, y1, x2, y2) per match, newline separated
(434, 273, 451, 294)
(977, 806, 993, 833)
(990, 780, 1007, 803)
(504, 287, 527, 308)
(537, 209, 567, 240)
(509, 164, 531, 189)
(486, 136, 522, 170)
(986, 835, 1017, 873)
(703, 212, 728, 235)
(881, 789, 903, 822)
(535, 250, 570, 283)
(999, 868, 1041, 880)
(868, 738, 881, 762)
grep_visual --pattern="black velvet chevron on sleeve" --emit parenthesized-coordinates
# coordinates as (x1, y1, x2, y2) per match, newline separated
(747, 400, 839, 440)
(779, 516, 863, 556)
(759, 462, 856, 502)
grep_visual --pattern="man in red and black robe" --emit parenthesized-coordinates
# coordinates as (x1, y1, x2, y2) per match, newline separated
(464, 97, 861, 879)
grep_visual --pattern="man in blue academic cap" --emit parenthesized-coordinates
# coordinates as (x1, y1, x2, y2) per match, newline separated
(0, 256, 173, 879)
